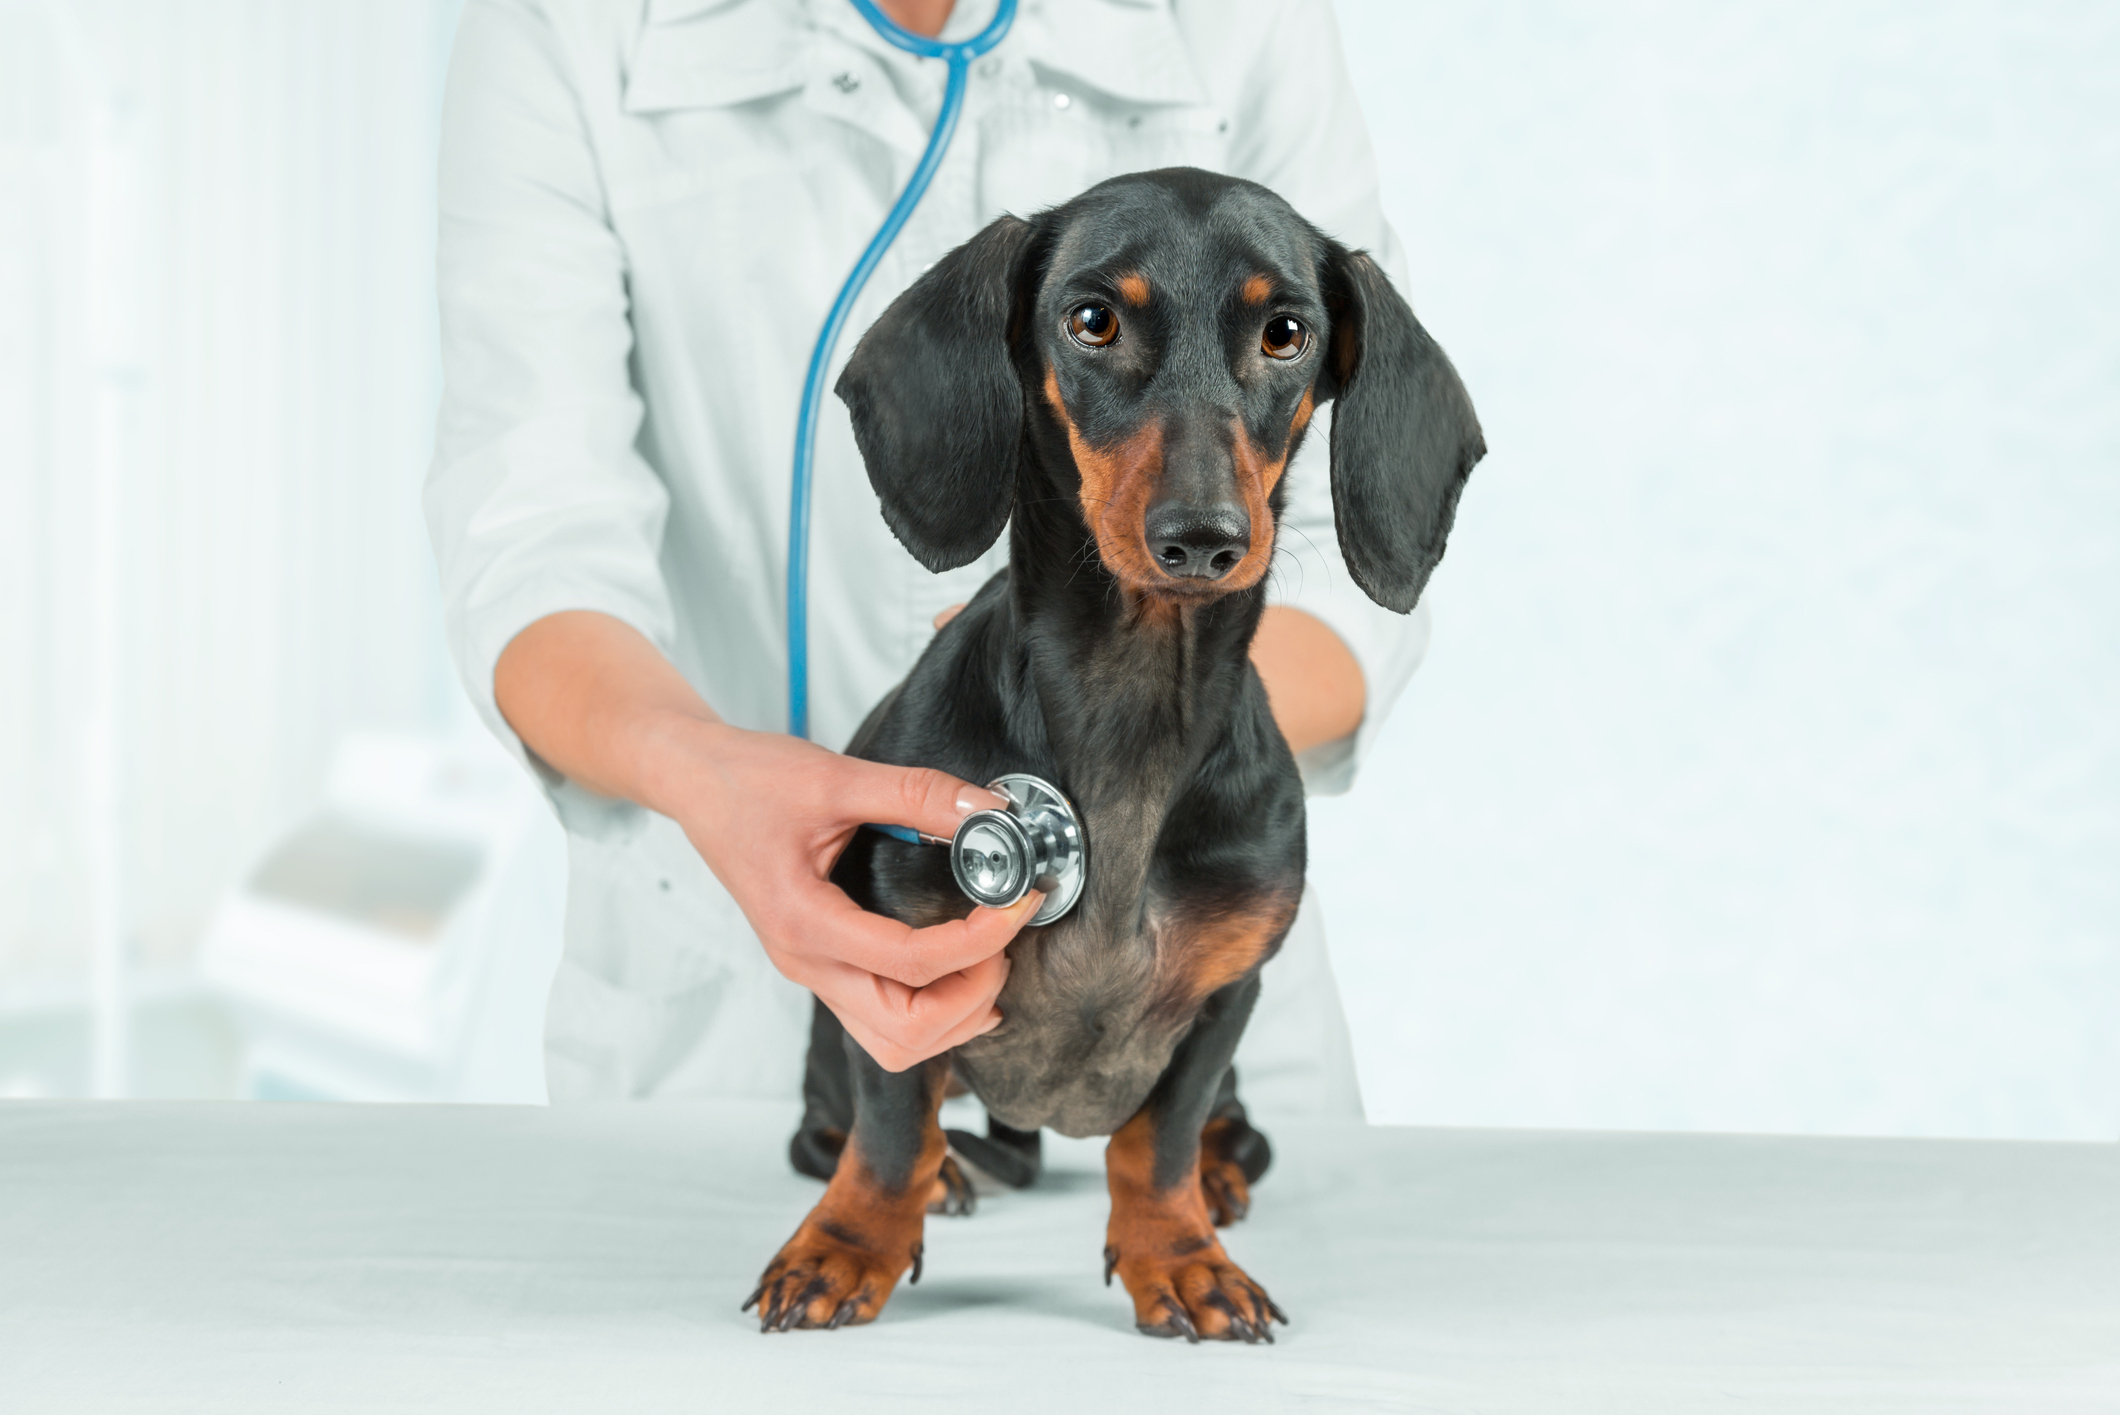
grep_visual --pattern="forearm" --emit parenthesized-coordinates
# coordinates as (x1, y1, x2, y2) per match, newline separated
(1250, 606, 1365, 755)
(492, 608, 1028, 1069)
(493, 609, 723, 814)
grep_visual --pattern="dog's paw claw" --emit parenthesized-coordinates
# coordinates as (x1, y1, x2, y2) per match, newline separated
(1137, 1294, 1201, 1343)
(1204, 1286, 1271, 1344)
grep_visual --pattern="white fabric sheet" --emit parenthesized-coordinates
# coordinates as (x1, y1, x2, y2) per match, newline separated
(3, 1102, 2115, 1412)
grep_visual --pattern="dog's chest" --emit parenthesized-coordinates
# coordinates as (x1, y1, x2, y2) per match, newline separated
(953, 802, 1295, 1138)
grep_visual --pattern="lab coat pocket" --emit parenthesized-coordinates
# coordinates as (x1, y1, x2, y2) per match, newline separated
(557, 817, 746, 992)
(546, 815, 808, 1100)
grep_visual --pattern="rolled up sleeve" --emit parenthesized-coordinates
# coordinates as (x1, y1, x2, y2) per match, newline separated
(1212, 0, 1436, 794)
(425, 0, 669, 832)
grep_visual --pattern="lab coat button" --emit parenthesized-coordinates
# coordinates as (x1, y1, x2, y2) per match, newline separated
(1053, 92, 1072, 110)
(833, 71, 860, 94)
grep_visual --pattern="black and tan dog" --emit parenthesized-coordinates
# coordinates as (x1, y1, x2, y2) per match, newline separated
(747, 167, 1484, 1341)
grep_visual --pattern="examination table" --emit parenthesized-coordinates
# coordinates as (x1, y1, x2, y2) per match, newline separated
(3, 1101, 2114, 1412)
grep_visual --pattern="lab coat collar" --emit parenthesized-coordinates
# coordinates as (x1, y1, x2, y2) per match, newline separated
(625, 0, 1206, 120)
(625, 0, 809, 113)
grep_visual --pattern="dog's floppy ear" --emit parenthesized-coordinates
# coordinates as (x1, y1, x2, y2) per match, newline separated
(1317, 242, 1486, 613)
(836, 215, 1041, 572)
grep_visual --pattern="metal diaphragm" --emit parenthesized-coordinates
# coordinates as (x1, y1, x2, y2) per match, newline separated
(948, 773, 1086, 926)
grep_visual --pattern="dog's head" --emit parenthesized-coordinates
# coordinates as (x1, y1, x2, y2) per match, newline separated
(836, 168, 1484, 613)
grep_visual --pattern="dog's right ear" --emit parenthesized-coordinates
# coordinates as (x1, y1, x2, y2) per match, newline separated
(836, 215, 1041, 572)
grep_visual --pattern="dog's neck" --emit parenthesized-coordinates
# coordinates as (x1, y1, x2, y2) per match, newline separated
(1002, 493, 1267, 819)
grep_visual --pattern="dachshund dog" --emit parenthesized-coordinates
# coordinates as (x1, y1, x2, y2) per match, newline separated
(746, 167, 1484, 1341)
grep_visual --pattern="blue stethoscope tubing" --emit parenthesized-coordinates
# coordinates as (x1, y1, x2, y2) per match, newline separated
(787, 0, 1019, 741)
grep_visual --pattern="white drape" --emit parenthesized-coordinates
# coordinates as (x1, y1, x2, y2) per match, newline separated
(0, 0, 465, 1005)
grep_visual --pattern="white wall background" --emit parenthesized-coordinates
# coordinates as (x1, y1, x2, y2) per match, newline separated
(0, 0, 463, 989)
(1, 1, 2113, 1138)
(1316, 0, 2120, 1140)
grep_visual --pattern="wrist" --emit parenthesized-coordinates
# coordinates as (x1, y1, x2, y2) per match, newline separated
(620, 705, 740, 821)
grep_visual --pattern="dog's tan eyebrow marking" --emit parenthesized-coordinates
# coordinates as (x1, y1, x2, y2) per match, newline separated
(1240, 274, 1273, 304)
(1116, 272, 1151, 307)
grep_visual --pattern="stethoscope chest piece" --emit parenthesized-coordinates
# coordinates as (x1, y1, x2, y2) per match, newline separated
(950, 774, 1085, 926)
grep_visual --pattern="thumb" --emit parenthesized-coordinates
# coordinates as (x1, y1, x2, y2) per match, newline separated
(840, 759, 1007, 840)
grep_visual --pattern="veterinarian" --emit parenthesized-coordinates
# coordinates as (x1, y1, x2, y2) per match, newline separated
(427, 0, 1429, 1117)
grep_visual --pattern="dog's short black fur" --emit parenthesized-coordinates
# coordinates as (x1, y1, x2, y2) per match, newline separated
(746, 168, 1484, 1341)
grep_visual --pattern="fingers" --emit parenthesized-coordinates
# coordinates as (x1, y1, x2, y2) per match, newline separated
(932, 603, 966, 630)
(818, 950, 1011, 1072)
(878, 952, 1011, 1062)
(835, 759, 1005, 841)
(924, 953, 1012, 1051)
(792, 892, 1041, 1070)
(816, 888, 1043, 988)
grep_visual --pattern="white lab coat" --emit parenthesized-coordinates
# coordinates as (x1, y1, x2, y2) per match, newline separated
(427, 0, 1431, 1120)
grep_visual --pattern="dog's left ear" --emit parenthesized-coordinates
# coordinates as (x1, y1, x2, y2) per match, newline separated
(836, 215, 1042, 572)
(1317, 242, 1487, 613)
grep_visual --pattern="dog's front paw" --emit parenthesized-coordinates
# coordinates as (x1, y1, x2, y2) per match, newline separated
(745, 1220, 918, 1333)
(1105, 1237, 1287, 1344)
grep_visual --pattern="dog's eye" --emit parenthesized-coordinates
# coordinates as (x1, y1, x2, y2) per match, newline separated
(1261, 316, 1307, 360)
(1068, 304, 1120, 348)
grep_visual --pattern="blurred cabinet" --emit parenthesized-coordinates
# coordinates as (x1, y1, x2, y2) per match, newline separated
(202, 733, 565, 1102)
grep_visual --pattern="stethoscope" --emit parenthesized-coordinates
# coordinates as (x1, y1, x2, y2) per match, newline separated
(786, 0, 1088, 927)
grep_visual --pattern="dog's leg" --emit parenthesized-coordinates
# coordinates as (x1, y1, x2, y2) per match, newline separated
(1104, 975, 1286, 1342)
(748, 1038, 962, 1332)
(943, 1116, 1042, 1190)
(788, 995, 853, 1181)
(1198, 1066, 1272, 1227)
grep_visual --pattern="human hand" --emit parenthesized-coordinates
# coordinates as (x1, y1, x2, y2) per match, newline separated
(653, 716, 1038, 1071)
(494, 611, 1038, 1071)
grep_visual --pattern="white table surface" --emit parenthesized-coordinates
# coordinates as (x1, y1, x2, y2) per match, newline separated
(2, 1101, 2115, 1413)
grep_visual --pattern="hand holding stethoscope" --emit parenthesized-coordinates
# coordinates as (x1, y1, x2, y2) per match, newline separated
(500, 2, 1041, 1078)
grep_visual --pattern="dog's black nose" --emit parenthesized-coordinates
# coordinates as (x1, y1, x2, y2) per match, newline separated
(1145, 503, 1250, 580)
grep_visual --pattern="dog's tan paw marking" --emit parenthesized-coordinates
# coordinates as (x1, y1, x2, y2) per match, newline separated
(745, 1221, 916, 1333)
(1106, 1235, 1286, 1344)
